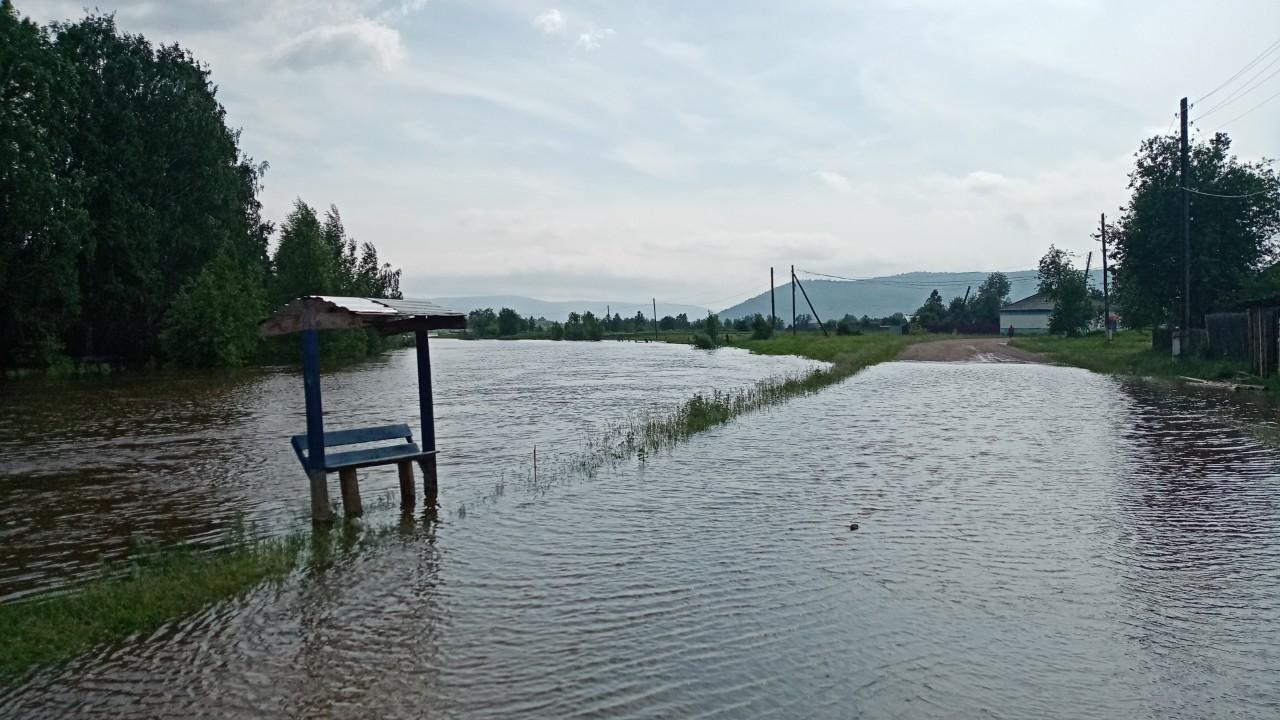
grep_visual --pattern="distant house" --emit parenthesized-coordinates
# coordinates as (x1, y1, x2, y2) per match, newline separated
(999, 293, 1054, 334)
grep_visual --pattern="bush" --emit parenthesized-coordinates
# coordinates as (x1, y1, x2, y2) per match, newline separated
(751, 314, 773, 340)
(159, 252, 265, 367)
(691, 332, 716, 349)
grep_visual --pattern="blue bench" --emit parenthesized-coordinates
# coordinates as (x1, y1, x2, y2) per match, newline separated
(290, 423, 437, 516)
(290, 423, 435, 472)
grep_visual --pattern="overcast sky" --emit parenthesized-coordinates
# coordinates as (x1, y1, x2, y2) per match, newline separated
(25, 0, 1280, 304)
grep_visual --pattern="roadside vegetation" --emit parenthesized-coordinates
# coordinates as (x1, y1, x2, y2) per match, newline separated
(1011, 331, 1276, 390)
(0, 530, 305, 683)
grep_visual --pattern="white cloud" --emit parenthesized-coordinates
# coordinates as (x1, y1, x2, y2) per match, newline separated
(275, 19, 405, 70)
(814, 170, 853, 193)
(533, 9, 564, 34)
(961, 170, 1014, 194)
(576, 28, 615, 52)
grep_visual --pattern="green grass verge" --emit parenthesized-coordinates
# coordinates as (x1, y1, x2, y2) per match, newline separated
(1009, 330, 1273, 389)
(0, 533, 305, 683)
(569, 333, 924, 470)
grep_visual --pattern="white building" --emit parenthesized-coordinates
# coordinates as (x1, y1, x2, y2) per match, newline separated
(999, 293, 1053, 335)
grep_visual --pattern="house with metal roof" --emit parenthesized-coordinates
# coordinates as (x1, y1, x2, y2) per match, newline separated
(999, 293, 1054, 335)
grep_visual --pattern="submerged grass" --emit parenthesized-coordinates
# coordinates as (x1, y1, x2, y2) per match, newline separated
(557, 333, 923, 479)
(0, 332, 929, 684)
(0, 529, 306, 683)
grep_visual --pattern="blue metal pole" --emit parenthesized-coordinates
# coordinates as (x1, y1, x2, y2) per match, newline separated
(302, 327, 325, 471)
(414, 329, 435, 452)
(415, 328, 438, 504)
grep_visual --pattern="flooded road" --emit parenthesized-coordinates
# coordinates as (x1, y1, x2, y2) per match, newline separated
(0, 340, 820, 601)
(3, 351, 1280, 718)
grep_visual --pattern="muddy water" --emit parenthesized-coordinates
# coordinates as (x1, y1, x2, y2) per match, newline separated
(0, 340, 820, 601)
(4, 355, 1280, 718)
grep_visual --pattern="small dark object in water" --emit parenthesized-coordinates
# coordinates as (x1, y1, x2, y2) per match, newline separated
(849, 523, 859, 531)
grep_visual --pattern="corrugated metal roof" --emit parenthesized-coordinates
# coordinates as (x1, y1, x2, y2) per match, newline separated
(1000, 293, 1055, 312)
(377, 298, 463, 318)
(312, 296, 400, 316)
(260, 296, 467, 337)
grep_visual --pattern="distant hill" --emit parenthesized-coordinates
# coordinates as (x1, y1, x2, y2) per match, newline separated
(717, 270, 1103, 321)
(429, 295, 710, 323)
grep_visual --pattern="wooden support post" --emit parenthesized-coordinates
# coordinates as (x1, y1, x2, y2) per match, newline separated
(419, 456, 438, 506)
(415, 329, 439, 507)
(339, 468, 363, 516)
(301, 326, 332, 522)
(398, 461, 416, 508)
(308, 470, 331, 522)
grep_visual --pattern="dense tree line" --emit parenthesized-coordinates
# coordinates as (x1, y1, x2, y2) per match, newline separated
(0, 8, 401, 369)
(911, 273, 1012, 333)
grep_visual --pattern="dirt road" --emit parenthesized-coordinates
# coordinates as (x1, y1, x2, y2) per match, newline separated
(897, 337, 1046, 363)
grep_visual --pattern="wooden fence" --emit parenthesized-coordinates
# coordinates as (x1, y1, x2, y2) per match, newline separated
(1205, 312, 1248, 359)
(1247, 306, 1280, 377)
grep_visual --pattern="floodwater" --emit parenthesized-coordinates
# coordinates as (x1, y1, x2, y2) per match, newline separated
(3, 347, 1280, 718)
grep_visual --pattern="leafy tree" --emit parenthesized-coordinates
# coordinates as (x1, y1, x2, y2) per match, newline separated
(913, 290, 946, 331)
(497, 307, 522, 337)
(0, 5, 86, 368)
(271, 200, 333, 303)
(792, 313, 813, 330)
(1048, 269, 1093, 336)
(547, 322, 564, 340)
(582, 311, 603, 341)
(53, 14, 269, 360)
(751, 313, 773, 339)
(705, 312, 721, 342)
(159, 252, 265, 366)
(467, 308, 498, 337)
(1111, 132, 1280, 328)
(1038, 246, 1094, 335)
(971, 272, 1011, 332)
(659, 315, 676, 330)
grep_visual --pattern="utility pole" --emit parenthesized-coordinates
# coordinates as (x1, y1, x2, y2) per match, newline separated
(1180, 96, 1192, 344)
(791, 264, 796, 335)
(770, 267, 776, 329)
(1101, 213, 1111, 342)
(652, 298, 658, 340)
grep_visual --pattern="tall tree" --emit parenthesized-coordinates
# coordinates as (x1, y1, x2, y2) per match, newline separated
(271, 200, 332, 303)
(914, 289, 946, 331)
(0, 5, 86, 367)
(1111, 132, 1280, 328)
(971, 272, 1011, 332)
(52, 14, 269, 360)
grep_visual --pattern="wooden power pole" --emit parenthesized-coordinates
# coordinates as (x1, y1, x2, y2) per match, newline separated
(652, 298, 658, 340)
(1101, 213, 1111, 342)
(791, 264, 796, 335)
(1180, 96, 1191, 343)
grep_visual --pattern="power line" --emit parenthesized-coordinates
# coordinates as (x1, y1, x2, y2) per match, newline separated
(1214, 87, 1280, 131)
(1194, 56, 1280, 121)
(1193, 35, 1280, 104)
(794, 268, 1036, 288)
(1181, 185, 1274, 199)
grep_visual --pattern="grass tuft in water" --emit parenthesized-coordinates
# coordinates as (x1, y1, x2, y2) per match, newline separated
(0, 527, 306, 683)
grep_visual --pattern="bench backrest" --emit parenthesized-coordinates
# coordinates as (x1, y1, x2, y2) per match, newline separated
(291, 423, 414, 458)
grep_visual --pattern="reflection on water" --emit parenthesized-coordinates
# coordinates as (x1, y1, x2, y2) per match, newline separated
(0, 340, 819, 601)
(3, 357, 1280, 718)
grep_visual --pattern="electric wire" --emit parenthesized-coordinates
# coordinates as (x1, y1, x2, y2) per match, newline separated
(1213, 87, 1280, 131)
(1194, 57, 1280, 121)
(1181, 185, 1274, 199)
(1193, 35, 1280, 104)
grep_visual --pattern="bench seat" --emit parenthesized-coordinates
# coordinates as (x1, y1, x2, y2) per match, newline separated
(291, 422, 436, 473)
